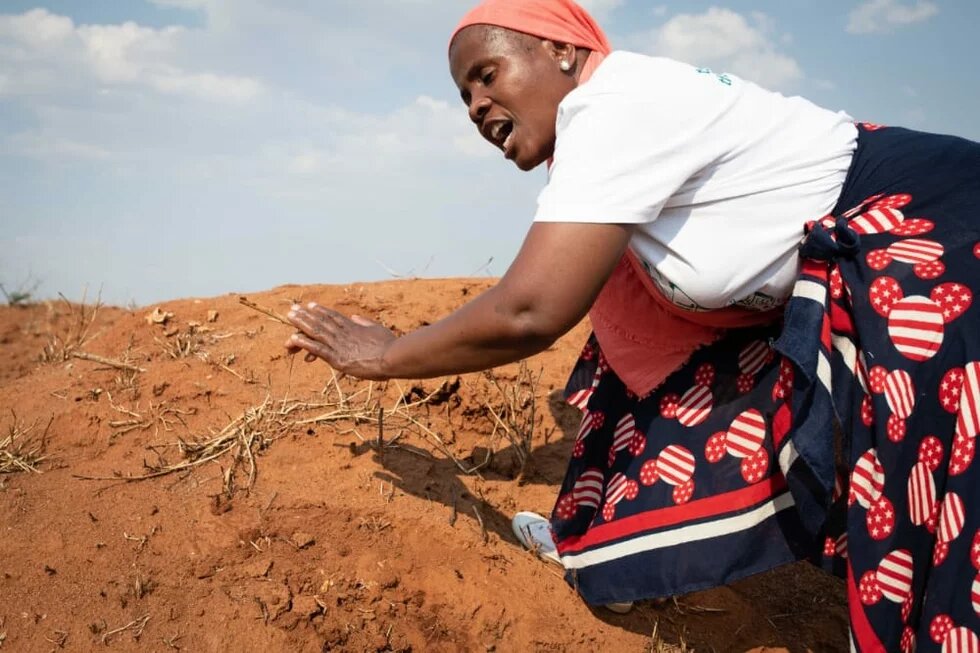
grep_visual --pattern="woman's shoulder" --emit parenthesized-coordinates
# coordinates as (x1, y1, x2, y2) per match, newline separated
(559, 51, 740, 124)
(592, 52, 714, 84)
(572, 51, 735, 104)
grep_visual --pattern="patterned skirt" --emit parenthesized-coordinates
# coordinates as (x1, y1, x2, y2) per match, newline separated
(552, 124, 980, 652)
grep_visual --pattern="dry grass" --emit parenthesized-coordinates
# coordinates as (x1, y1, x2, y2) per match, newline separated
(74, 355, 554, 496)
(647, 619, 692, 653)
(38, 289, 103, 363)
(0, 412, 50, 474)
(105, 395, 197, 440)
(76, 394, 292, 496)
(472, 362, 554, 481)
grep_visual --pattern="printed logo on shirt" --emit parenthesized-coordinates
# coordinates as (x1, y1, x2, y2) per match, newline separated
(696, 67, 733, 87)
(730, 292, 784, 312)
(641, 261, 712, 312)
(641, 260, 785, 313)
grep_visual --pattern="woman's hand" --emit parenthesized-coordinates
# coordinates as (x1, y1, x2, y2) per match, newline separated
(285, 302, 396, 380)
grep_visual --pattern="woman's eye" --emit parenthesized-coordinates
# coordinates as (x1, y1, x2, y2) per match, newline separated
(482, 71, 494, 85)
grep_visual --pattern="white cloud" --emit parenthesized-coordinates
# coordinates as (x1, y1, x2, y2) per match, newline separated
(630, 7, 803, 90)
(847, 0, 938, 34)
(0, 9, 262, 102)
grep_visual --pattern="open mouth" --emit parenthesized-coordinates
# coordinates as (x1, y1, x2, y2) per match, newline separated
(489, 120, 515, 155)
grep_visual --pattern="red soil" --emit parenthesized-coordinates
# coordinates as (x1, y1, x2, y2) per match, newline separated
(0, 279, 846, 652)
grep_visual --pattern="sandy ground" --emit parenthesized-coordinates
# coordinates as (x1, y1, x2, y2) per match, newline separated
(0, 279, 847, 652)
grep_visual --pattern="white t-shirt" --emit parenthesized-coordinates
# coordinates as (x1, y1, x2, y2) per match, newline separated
(534, 51, 858, 311)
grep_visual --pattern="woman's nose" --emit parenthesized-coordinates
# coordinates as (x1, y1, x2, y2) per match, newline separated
(469, 95, 490, 124)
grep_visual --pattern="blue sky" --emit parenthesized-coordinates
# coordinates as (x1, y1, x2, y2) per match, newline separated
(1, 0, 976, 305)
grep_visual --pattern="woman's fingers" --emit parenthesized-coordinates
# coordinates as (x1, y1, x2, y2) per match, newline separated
(289, 332, 335, 364)
(306, 302, 354, 327)
(287, 304, 341, 340)
(350, 314, 375, 327)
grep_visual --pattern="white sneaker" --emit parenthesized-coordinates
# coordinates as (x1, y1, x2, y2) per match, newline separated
(511, 511, 633, 615)
(511, 511, 561, 566)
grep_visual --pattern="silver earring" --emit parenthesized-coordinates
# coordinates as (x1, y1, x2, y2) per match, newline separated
(559, 60, 571, 72)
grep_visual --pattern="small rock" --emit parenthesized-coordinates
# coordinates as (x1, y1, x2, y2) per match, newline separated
(193, 561, 218, 579)
(145, 307, 174, 325)
(207, 310, 219, 323)
(378, 572, 399, 590)
(292, 531, 316, 549)
(291, 594, 321, 618)
(241, 558, 273, 578)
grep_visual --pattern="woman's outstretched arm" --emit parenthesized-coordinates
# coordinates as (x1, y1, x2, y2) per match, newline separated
(285, 221, 631, 379)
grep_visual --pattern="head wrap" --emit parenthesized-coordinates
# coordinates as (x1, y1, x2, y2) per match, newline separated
(449, 0, 612, 82)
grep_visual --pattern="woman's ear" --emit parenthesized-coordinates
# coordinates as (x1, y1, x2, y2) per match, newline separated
(542, 39, 578, 72)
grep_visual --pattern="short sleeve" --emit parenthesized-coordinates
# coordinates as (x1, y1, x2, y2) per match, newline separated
(534, 89, 730, 225)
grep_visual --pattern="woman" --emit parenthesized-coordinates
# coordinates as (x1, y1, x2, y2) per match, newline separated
(285, 0, 980, 650)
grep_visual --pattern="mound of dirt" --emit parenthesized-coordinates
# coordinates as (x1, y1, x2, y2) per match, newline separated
(0, 279, 846, 652)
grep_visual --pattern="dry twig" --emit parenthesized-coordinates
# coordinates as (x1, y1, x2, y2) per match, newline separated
(71, 351, 145, 373)
(238, 296, 293, 326)
(101, 614, 150, 645)
(0, 412, 50, 474)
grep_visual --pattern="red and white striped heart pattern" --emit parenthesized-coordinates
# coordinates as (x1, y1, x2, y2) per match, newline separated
(884, 369, 916, 419)
(634, 444, 698, 506)
(907, 461, 936, 526)
(943, 627, 980, 653)
(937, 492, 966, 544)
(887, 295, 945, 361)
(701, 410, 772, 484)
(957, 362, 980, 440)
(852, 449, 886, 509)
(566, 345, 611, 410)
(607, 413, 646, 466)
(656, 445, 696, 486)
(876, 549, 914, 603)
(735, 340, 772, 396)
(660, 364, 715, 427)
(675, 384, 713, 427)
(601, 472, 640, 521)
(851, 207, 905, 235)
(888, 238, 944, 264)
(843, 192, 910, 221)
(572, 409, 606, 458)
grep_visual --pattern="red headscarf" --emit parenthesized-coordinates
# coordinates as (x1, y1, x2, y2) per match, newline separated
(449, 0, 612, 83)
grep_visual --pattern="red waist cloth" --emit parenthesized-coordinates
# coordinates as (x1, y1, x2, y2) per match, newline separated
(588, 251, 782, 396)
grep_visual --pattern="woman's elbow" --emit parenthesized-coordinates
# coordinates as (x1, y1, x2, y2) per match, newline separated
(505, 303, 579, 348)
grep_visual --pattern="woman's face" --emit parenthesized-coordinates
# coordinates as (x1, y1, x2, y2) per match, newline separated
(449, 26, 580, 171)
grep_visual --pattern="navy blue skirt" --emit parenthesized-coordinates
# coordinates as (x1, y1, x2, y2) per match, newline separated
(554, 124, 980, 652)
